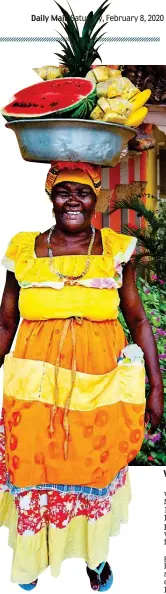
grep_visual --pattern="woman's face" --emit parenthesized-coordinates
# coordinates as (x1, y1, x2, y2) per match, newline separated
(51, 181, 96, 232)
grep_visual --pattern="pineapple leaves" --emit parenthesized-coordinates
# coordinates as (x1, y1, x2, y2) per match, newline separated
(53, 0, 111, 76)
(81, 11, 94, 37)
(55, 2, 79, 39)
(90, 22, 109, 43)
(66, 1, 80, 34)
(82, 1, 110, 35)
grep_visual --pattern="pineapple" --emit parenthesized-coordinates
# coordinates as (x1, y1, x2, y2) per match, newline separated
(91, 66, 110, 82)
(97, 97, 111, 113)
(33, 66, 63, 80)
(90, 105, 104, 120)
(96, 79, 120, 97)
(107, 68, 121, 77)
(85, 71, 97, 84)
(54, 1, 110, 77)
(32, 2, 149, 129)
(103, 112, 126, 124)
(33, 65, 69, 81)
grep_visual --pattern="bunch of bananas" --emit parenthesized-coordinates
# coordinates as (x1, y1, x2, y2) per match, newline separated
(87, 66, 151, 127)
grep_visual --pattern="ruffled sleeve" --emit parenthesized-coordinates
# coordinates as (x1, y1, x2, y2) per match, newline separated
(1, 232, 28, 273)
(114, 232, 137, 265)
(103, 228, 137, 264)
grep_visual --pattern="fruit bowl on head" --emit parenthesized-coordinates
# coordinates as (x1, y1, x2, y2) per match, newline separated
(5, 118, 136, 167)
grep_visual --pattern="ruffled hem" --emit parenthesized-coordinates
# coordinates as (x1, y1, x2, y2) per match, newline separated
(0, 474, 131, 584)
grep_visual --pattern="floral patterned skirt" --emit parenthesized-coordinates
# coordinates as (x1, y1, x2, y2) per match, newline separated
(0, 409, 131, 583)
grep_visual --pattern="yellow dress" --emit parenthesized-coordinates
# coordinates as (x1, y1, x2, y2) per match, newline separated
(0, 227, 145, 583)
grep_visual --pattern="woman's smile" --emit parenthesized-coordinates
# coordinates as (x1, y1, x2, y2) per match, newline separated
(62, 205, 85, 223)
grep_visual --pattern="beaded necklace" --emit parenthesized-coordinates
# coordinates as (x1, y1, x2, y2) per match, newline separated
(47, 224, 95, 286)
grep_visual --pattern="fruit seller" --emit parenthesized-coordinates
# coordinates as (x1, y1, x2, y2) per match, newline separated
(0, 160, 164, 591)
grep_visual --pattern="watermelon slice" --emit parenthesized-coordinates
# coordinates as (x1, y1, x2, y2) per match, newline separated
(1, 78, 97, 121)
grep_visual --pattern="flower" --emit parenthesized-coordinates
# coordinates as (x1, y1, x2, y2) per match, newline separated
(151, 274, 157, 280)
(159, 354, 166, 359)
(144, 289, 150, 294)
(159, 280, 165, 285)
(81, 277, 121, 289)
(145, 432, 161, 443)
(148, 455, 154, 461)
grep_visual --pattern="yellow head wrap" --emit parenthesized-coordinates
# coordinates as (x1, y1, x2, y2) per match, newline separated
(45, 161, 102, 199)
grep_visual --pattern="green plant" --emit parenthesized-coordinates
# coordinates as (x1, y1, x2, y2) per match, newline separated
(109, 195, 166, 281)
(118, 277, 166, 465)
(54, 1, 110, 76)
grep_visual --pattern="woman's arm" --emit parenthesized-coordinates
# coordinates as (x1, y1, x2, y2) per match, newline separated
(0, 271, 20, 367)
(118, 261, 164, 431)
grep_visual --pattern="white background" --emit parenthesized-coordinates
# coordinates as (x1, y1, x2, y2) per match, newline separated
(0, 0, 166, 63)
(0, 1, 166, 592)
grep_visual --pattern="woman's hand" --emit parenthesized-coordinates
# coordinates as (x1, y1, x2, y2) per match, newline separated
(145, 384, 164, 432)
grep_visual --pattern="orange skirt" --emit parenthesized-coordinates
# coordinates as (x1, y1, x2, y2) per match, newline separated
(14, 317, 127, 372)
(3, 318, 145, 489)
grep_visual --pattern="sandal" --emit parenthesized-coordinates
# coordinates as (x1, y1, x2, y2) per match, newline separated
(19, 580, 38, 590)
(86, 561, 113, 592)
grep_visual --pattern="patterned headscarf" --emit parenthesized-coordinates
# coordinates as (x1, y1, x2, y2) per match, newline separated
(45, 161, 102, 199)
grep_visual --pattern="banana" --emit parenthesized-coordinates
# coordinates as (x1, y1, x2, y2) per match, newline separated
(129, 89, 151, 110)
(125, 106, 148, 127)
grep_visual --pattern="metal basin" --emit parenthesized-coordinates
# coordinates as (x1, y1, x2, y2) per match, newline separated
(6, 118, 136, 166)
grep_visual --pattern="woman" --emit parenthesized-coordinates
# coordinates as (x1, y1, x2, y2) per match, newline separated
(0, 161, 163, 591)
